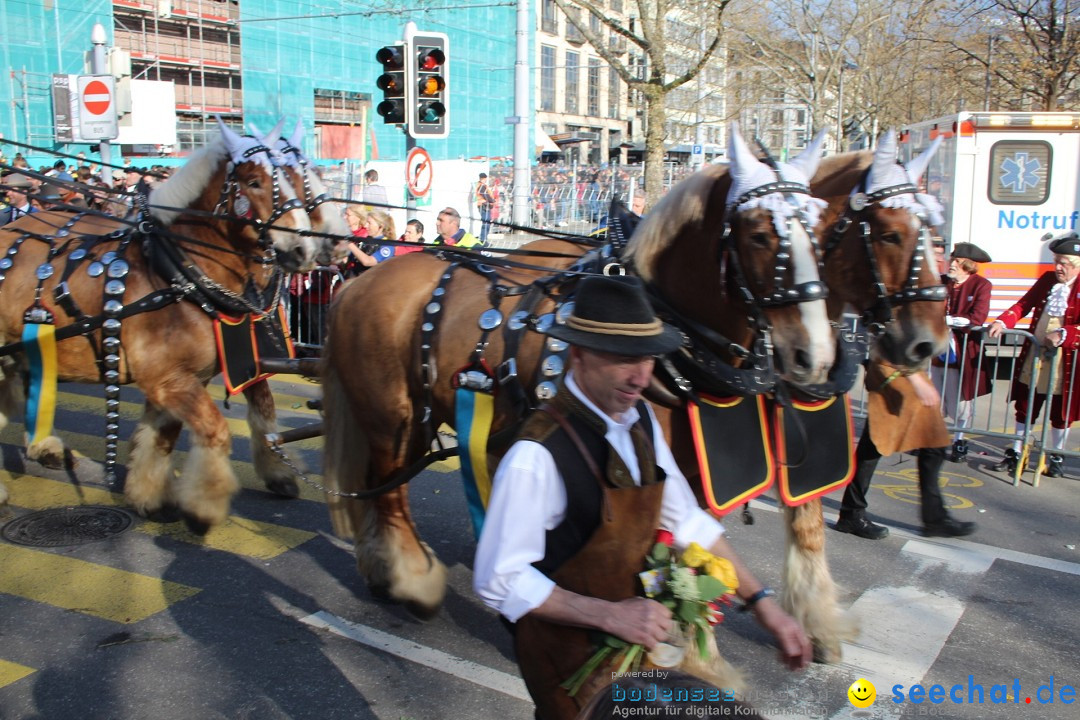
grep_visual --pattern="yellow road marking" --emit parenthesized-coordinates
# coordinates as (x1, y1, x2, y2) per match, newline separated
(0, 659, 36, 688)
(0, 544, 200, 623)
(2, 473, 316, 560)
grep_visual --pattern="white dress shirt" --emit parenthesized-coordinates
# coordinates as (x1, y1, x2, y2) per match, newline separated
(473, 372, 725, 622)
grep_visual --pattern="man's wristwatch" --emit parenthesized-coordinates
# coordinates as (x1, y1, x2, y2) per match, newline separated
(739, 587, 776, 612)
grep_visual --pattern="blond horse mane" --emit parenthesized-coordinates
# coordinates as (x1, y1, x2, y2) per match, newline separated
(149, 136, 229, 226)
(809, 150, 872, 200)
(625, 164, 729, 283)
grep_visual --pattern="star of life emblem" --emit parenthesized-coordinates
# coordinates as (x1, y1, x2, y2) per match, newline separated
(999, 152, 1042, 193)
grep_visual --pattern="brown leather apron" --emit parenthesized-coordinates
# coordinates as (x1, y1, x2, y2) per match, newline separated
(514, 479, 664, 720)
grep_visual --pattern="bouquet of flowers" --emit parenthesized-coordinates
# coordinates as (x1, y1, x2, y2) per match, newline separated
(561, 530, 740, 697)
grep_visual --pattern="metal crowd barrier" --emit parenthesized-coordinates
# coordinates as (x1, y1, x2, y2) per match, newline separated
(285, 266, 345, 354)
(843, 318, 1078, 487)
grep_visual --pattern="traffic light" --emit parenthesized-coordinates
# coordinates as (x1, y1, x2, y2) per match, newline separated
(408, 32, 449, 139)
(375, 44, 409, 125)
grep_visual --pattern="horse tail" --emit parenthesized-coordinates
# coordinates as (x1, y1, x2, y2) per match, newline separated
(321, 354, 369, 540)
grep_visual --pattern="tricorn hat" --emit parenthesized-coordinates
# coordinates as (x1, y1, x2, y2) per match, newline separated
(1049, 232, 1080, 257)
(951, 242, 991, 263)
(546, 275, 683, 356)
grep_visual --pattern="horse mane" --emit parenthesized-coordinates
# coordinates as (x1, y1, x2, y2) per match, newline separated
(810, 151, 872, 201)
(626, 163, 729, 283)
(149, 136, 229, 225)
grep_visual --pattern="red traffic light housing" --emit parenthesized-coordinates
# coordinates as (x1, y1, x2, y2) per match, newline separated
(408, 32, 448, 139)
(376, 44, 409, 125)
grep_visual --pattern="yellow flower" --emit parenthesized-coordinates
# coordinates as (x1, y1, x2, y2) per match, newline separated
(680, 542, 713, 569)
(705, 557, 739, 592)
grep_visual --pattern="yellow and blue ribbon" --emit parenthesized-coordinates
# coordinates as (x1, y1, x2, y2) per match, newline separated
(23, 320, 58, 447)
(455, 386, 495, 539)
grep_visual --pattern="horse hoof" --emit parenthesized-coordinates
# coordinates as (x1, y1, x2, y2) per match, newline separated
(265, 476, 300, 499)
(144, 504, 182, 524)
(182, 514, 212, 536)
(368, 583, 393, 602)
(812, 642, 842, 664)
(404, 600, 441, 623)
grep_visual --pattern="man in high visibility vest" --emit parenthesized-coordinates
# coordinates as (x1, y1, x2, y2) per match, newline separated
(434, 206, 481, 248)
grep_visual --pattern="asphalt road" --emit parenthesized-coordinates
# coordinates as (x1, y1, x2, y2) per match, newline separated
(0, 376, 1077, 720)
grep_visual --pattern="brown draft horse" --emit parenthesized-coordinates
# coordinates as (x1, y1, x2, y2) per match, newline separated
(0, 121, 324, 529)
(321, 125, 836, 613)
(320, 128, 946, 664)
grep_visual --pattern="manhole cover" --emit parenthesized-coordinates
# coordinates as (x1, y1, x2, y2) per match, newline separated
(1, 506, 135, 547)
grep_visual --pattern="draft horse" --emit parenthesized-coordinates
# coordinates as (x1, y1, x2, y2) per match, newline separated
(321, 126, 946, 667)
(0, 121, 325, 529)
(614, 128, 946, 663)
(321, 124, 838, 621)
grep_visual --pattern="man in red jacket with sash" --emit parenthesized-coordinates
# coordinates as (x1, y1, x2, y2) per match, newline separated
(988, 233, 1080, 477)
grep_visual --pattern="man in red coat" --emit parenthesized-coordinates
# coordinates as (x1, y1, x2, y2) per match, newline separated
(932, 242, 993, 462)
(988, 233, 1080, 477)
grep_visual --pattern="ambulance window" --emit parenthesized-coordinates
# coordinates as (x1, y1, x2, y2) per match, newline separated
(988, 140, 1051, 205)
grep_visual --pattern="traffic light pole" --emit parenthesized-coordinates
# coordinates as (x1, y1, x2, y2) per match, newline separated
(404, 21, 417, 222)
(405, 130, 417, 221)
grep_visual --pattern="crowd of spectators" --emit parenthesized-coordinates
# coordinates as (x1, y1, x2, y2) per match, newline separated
(1, 152, 172, 223)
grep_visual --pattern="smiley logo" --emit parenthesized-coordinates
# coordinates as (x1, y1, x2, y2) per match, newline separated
(848, 678, 876, 708)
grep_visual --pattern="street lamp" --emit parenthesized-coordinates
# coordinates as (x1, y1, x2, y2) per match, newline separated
(836, 59, 857, 152)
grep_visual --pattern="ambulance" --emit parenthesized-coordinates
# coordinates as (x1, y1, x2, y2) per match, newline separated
(899, 111, 1080, 327)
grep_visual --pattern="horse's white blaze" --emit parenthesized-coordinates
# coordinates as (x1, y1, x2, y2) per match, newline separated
(788, 219, 835, 374)
(267, 167, 315, 264)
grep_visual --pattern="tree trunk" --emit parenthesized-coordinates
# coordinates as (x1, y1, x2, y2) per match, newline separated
(643, 88, 667, 212)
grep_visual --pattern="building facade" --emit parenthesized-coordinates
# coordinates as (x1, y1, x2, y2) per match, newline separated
(2, 1, 517, 163)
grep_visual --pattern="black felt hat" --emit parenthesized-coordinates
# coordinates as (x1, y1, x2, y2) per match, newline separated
(951, 242, 991, 263)
(1049, 233, 1080, 256)
(546, 275, 683, 356)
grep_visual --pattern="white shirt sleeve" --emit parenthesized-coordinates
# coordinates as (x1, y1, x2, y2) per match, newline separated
(473, 440, 563, 622)
(647, 404, 725, 550)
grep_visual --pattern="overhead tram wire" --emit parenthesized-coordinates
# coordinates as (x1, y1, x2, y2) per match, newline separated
(232, 3, 515, 24)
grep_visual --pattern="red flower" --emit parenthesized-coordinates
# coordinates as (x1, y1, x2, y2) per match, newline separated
(655, 529, 675, 547)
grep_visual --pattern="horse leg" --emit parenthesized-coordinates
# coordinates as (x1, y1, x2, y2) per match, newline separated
(322, 369, 447, 619)
(0, 362, 21, 504)
(782, 500, 858, 663)
(126, 401, 183, 520)
(143, 377, 238, 534)
(243, 379, 299, 498)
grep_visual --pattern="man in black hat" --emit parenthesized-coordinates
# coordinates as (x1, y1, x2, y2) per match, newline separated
(475, 171, 495, 244)
(932, 242, 994, 462)
(988, 232, 1080, 477)
(474, 275, 811, 720)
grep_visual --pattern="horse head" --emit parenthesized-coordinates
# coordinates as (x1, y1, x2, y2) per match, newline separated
(252, 118, 350, 266)
(628, 122, 835, 387)
(208, 118, 316, 273)
(813, 130, 948, 368)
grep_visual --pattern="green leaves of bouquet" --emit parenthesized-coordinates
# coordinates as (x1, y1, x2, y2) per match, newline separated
(560, 530, 739, 698)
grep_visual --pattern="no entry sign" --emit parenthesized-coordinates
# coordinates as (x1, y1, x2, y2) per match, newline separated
(76, 75, 118, 140)
(82, 79, 111, 115)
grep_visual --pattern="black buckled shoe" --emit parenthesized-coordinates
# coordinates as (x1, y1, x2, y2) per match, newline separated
(1045, 454, 1065, 478)
(949, 439, 969, 463)
(992, 448, 1018, 474)
(922, 518, 976, 538)
(835, 513, 890, 540)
